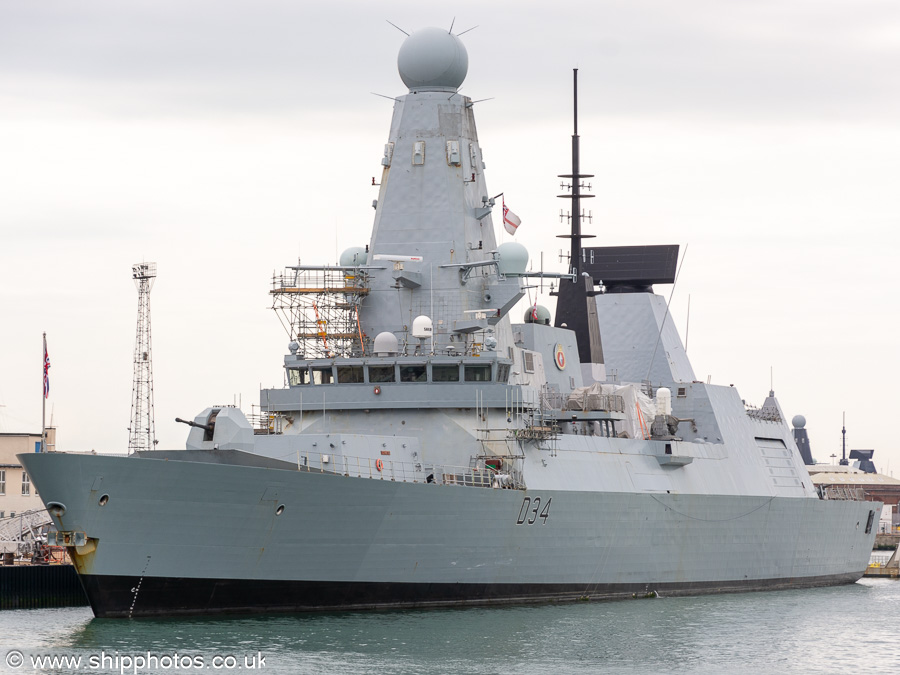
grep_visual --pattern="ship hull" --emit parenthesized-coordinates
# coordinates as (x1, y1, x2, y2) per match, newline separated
(79, 572, 862, 618)
(21, 453, 878, 618)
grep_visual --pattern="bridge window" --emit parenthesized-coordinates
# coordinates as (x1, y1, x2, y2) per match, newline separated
(400, 365, 427, 382)
(368, 366, 395, 383)
(311, 367, 334, 385)
(523, 352, 535, 373)
(288, 368, 309, 386)
(337, 366, 364, 383)
(464, 364, 492, 382)
(432, 365, 460, 382)
(497, 364, 510, 383)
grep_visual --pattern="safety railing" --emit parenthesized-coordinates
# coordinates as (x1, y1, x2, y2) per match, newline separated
(822, 486, 866, 501)
(0, 509, 51, 544)
(296, 451, 526, 489)
(540, 390, 624, 414)
(247, 410, 286, 435)
(869, 552, 894, 567)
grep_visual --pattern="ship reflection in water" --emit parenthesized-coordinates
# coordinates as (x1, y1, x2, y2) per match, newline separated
(2, 580, 899, 674)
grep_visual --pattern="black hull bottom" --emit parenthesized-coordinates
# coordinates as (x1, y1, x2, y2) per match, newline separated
(79, 572, 865, 618)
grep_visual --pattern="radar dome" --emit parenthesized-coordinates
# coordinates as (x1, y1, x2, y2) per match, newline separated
(339, 247, 368, 267)
(412, 315, 433, 339)
(792, 415, 806, 429)
(524, 305, 552, 325)
(373, 332, 399, 356)
(398, 27, 468, 91)
(496, 242, 529, 276)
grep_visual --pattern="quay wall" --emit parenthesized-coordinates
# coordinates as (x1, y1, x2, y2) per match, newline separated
(0, 565, 88, 610)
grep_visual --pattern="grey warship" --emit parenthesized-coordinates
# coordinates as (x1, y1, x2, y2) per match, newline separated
(21, 27, 880, 617)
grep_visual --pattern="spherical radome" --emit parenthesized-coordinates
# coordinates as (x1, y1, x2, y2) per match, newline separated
(339, 247, 368, 267)
(398, 27, 468, 91)
(373, 332, 399, 355)
(497, 242, 529, 276)
(524, 305, 552, 325)
(792, 414, 806, 429)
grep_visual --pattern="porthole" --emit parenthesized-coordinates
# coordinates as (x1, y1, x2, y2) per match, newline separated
(99, 494, 109, 507)
(275, 504, 285, 516)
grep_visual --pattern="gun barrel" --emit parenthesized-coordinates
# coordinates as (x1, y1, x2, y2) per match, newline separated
(175, 417, 212, 432)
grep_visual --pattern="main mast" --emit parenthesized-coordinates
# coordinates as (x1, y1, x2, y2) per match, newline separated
(560, 69, 595, 276)
(553, 70, 603, 375)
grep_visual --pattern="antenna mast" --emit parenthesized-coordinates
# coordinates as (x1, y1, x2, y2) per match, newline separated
(840, 411, 848, 466)
(128, 262, 158, 453)
(553, 69, 603, 368)
(558, 68, 596, 273)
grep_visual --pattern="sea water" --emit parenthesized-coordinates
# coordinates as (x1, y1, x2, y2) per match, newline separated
(1, 579, 897, 675)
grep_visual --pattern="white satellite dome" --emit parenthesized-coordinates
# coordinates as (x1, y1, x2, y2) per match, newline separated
(398, 27, 468, 92)
(373, 332, 399, 356)
(339, 247, 368, 267)
(792, 415, 807, 429)
(496, 242, 529, 276)
(412, 315, 433, 339)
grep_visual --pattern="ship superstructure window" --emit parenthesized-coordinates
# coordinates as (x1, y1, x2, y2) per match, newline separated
(523, 352, 535, 373)
(288, 368, 310, 386)
(368, 366, 395, 383)
(21, 472, 30, 495)
(432, 364, 460, 382)
(311, 367, 334, 385)
(497, 364, 510, 383)
(464, 365, 492, 382)
(0, 470, 5, 495)
(400, 365, 427, 382)
(337, 366, 364, 383)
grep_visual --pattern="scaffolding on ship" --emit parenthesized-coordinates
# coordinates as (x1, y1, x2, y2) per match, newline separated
(270, 265, 371, 359)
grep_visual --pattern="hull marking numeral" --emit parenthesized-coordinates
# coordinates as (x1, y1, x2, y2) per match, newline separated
(516, 497, 551, 525)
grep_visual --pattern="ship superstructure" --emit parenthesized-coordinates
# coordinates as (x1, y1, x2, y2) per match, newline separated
(20, 27, 879, 617)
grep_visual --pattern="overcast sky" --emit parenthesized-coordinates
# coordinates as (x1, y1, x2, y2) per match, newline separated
(2, 0, 898, 472)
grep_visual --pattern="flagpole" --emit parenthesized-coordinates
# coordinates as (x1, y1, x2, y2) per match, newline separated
(41, 332, 47, 452)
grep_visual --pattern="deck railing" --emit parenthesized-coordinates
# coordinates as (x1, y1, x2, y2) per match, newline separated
(540, 390, 624, 413)
(46, 449, 526, 489)
(297, 451, 525, 489)
(822, 486, 866, 501)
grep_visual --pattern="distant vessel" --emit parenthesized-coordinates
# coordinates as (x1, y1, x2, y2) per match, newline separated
(21, 27, 880, 617)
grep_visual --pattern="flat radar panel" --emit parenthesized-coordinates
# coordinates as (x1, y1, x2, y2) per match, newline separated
(581, 245, 679, 288)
